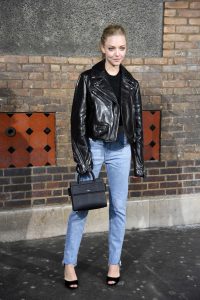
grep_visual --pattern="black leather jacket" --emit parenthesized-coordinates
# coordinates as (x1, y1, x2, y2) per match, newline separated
(71, 59, 144, 177)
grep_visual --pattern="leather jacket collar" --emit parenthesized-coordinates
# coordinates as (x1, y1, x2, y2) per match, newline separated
(91, 59, 132, 81)
(92, 59, 137, 87)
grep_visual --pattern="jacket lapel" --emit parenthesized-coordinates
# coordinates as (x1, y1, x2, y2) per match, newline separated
(91, 67, 118, 104)
(91, 59, 135, 105)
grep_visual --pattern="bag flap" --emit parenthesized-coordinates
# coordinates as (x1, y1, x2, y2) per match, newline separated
(70, 179, 106, 196)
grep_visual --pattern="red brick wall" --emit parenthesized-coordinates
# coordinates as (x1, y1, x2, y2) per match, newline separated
(0, 1, 200, 208)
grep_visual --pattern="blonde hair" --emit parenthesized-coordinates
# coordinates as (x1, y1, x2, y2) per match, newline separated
(100, 24, 126, 46)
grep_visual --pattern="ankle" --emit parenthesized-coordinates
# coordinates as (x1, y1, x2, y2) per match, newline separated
(64, 264, 77, 275)
(108, 264, 120, 270)
(108, 264, 120, 276)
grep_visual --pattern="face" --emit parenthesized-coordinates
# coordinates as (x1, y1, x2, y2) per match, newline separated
(101, 34, 127, 67)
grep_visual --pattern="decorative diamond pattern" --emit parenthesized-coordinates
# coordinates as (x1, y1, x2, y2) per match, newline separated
(44, 127, 51, 135)
(150, 111, 156, 115)
(26, 128, 33, 135)
(150, 140, 156, 147)
(44, 145, 51, 152)
(143, 110, 161, 161)
(8, 146, 16, 154)
(150, 124, 156, 131)
(1, 111, 160, 166)
(7, 113, 14, 118)
(26, 146, 34, 153)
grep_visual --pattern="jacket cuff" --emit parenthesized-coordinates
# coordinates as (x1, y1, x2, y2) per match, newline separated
(76, 164, 93, 175)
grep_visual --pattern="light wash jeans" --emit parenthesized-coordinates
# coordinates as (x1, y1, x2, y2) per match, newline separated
(63, 130, 131, 266)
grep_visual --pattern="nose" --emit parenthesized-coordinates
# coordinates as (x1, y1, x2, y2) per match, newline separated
(115, 49, 120, 56)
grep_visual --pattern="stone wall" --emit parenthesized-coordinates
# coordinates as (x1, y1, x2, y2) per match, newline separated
(0, 0, 164, 57)
(0, 0, 200, 210)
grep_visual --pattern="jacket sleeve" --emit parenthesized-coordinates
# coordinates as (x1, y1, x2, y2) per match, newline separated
(131, 83, 145, 177)
(71, 73, 93, 174)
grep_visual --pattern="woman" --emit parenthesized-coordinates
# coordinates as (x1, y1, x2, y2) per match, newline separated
(63, 24, 144, 289)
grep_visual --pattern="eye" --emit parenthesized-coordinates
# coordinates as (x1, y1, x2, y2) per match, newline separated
(120, 47, 126, 51)
(108, 47, 115, 51)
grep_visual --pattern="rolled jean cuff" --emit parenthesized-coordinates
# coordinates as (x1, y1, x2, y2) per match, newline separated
(62, 259, 77, 267)
(108, 260, 122, 266)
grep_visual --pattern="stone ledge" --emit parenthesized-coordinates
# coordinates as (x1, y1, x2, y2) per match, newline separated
(0, 193, 200, 242)
(127, 193, 200, 229)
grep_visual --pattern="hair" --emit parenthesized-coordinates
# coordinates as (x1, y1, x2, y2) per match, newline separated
(100, 24, 126, 46)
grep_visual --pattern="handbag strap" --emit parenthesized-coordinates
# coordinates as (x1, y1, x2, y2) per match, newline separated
(77, 171, 95, 184)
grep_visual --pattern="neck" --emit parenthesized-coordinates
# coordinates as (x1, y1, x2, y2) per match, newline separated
(105, 61, 120, 76)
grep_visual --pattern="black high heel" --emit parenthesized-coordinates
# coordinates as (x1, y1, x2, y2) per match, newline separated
(106, 275, 120, 286)
(64, 264, 79, 289)
(64, 279, 79, 289)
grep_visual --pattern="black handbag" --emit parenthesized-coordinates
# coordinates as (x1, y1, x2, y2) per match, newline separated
(68, 171, 107, 211)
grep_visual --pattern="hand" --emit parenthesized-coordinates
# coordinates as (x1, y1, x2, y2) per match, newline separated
(76, 164, 93, 175)
(76, 165, 87, 175)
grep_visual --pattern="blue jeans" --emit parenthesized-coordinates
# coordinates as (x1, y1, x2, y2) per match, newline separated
(63, 131, 131, 266)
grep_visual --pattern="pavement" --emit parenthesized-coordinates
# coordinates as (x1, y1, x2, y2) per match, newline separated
(0, 226, 200, 300)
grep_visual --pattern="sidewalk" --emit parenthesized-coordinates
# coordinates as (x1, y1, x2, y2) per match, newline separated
(0, 226, 200, 300)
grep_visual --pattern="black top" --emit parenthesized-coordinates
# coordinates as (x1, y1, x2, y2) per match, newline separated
(105, 70, 123, 126)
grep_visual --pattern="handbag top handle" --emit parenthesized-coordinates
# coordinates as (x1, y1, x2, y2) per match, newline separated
(77, 171, 95, 184)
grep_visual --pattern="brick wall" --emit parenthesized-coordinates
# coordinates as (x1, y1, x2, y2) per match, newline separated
(0, 160, 200, 208)
(0, 0, 200, 209)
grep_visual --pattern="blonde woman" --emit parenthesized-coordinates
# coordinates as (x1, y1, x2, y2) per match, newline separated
(63, 24, 144, 289)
